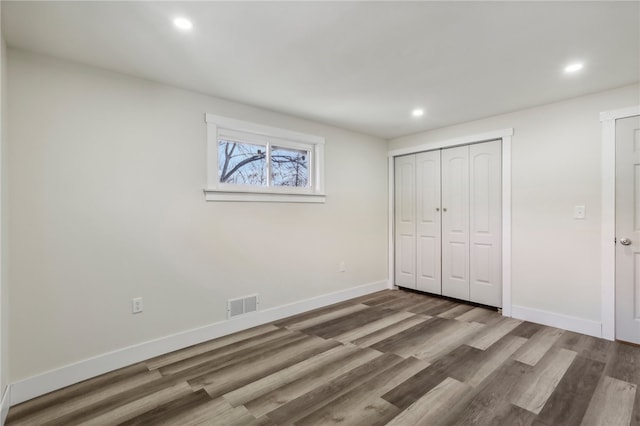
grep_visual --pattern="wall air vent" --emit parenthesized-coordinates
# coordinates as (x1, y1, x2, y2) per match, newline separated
(227, 294, 259, 319)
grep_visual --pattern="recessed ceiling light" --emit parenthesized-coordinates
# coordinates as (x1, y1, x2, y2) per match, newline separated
(173, 17, 193, 31)
(412, 109, 424, 117)
(564, 62, 584, 73)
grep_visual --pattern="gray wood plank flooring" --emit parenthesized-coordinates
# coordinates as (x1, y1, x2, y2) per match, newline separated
(7, 289, 640, 425)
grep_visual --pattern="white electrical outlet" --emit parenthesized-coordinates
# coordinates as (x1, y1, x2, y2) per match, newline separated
(132, 297, 143, 314)
(339, 261, 346, 272)
(574, 205, 586, 220)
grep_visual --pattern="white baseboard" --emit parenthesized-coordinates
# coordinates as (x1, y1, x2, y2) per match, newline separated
(511, 305, 602, 338)
(10, 280, 388, 406)
(1, 385, 11, 425)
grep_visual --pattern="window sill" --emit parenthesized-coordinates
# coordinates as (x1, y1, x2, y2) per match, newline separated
(204, 189, 326, 203)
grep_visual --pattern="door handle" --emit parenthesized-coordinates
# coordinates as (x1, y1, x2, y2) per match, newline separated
(620, 238, 632, 246)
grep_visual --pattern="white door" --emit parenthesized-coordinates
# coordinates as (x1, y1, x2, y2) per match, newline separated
(416, 150, 442, 294)
(469, 141, 502, 307)
(395, 155, 416, 288)
(616, 115, 640, 344)
(441, 145, 470, 300)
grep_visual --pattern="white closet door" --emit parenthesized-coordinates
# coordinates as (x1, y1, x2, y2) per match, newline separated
(441, 145, 470, 300)
(395, 155, 416, 288)
(416, 150, 442, 294)
(469, 140, 502, 306)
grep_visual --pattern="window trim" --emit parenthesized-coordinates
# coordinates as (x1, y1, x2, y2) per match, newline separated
(204, 113, 326, 203)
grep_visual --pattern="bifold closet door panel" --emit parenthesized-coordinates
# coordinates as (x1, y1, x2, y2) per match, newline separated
(395, 155, 416, 288)
(416, 150, 442, 294)
(469, 141, 502, 307)
(441, 145, 470, 301)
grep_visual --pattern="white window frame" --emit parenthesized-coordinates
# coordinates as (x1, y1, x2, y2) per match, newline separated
(204, 113, 326, 203)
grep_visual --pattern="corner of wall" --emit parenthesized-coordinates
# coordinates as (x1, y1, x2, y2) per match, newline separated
(0, 8, 11, 425)
(0, 2, 9, 404)
(1, 385, 10, 425)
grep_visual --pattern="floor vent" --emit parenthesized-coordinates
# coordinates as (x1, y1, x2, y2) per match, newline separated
(227, 294, 259, 319)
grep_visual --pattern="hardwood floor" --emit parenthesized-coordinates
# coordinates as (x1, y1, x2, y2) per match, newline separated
(6, 289, 640, 425)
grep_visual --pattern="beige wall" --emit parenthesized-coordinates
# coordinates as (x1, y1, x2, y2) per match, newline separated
(7, 49, 388, 382)
(390, 84, 640, 323)
(8, 42, 637, 387)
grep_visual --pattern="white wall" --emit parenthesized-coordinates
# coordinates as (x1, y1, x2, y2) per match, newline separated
(7, 49, 388, 383)
(390, 84, 640, 325)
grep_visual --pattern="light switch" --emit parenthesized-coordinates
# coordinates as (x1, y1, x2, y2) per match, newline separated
(574, 205, 586, 220)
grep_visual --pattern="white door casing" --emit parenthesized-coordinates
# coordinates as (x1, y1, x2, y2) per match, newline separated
(394, 155, 416, 288)
(387, 128, 512, 314)
(469, 141, 502, 307)
(601, 107, 639, 341)
(416, 150, 442, 294)
(615, 115, 640, 344)
(441, 145, 470, 301)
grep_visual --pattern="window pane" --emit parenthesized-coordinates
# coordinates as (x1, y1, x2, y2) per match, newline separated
(271, 146, 309, 187)
(218, 140, 266, 186)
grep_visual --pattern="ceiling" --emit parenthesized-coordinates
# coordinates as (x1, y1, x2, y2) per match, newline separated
(2, 1, 639, 139)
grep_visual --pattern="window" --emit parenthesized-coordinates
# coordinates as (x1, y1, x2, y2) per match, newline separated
(270, 146, 309, 188)
(218, 140, 267, 186)
(205, 114, 325, 202)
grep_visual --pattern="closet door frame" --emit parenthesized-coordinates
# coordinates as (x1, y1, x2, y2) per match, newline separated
(388, 128, 513, 317)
